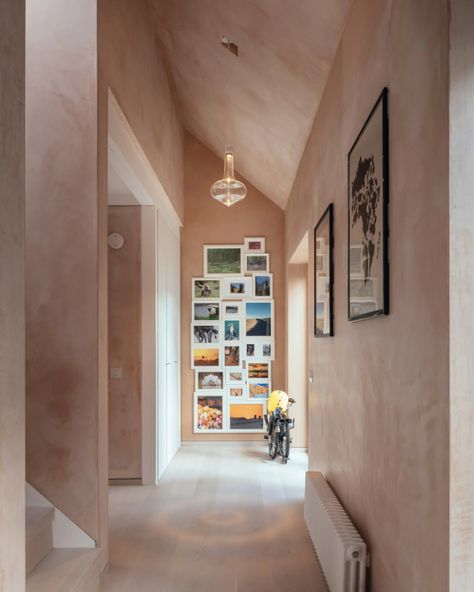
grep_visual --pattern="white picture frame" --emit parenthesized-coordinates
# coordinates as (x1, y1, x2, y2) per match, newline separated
(222, 301, 243, 317)
(245, 300, 274, 340)
(194, 393, 225, 433)
(228, 400, 266, 433)
(247, 361, 271, 381)
(244, 237, 265, 253)
(204, 245, 244, 277)
(244, 253, 270, 274)
(192, 323, 221, 345)
(227, 384, 245, 399)
(245, 341, 275, 360)
(224, 344, 241, 369)
(221, 276, 252, 299)
(191, 345, 222, 371)
(192, 277, 221, 300)
(195, 370, 224, 392)
(246, 380, 271, 400)
(252, 272, 273, 299)
(223, 318, 241, 342)
(192, 300, 221, 322)
(226, 368, 246, 383)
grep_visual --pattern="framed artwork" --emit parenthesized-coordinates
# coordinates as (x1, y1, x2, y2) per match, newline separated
(194, 394, 224, 432)
(191, 346, 221, 370)
(227, 385, 245, 399)
(226, 369, 245, 383)
(229, 402, 265, 432)
(224, 319, 240, 342)
(314, 204, 334, 337)
(245, 300, 274, 338)
(348, 88, 389, 321)
(244, 237, 265, 253)
(261, 343, 273, 358)
(247, 381, 271, 400)
(246, 342, 256, 358)
(223, 301, 242, 317)
(193, 324, 220, 344)
(247, 362, 270, 379)
(195, 370, 224, 391)
(204, 245, 243, 277)
(193, 278, 220, 300)
(246, 342, 274, 360)
(193, 301, 220, 322)
(221, 276, 252, 298)
(244, 253, 270, 274)
(224, 345, 240, 367)
(253, 273, 273, 298)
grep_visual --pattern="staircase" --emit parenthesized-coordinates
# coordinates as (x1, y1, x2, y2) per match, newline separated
(26, 505, 101, 592)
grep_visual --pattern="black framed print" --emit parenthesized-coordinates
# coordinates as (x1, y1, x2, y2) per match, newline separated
(348, 88, 389, 322)
(314, 204, 334, 337)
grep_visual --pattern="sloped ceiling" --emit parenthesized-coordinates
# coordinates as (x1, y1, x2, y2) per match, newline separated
(150, 0, 352, 208)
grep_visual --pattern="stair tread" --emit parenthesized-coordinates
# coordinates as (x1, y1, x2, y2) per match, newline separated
(26, 507, 54, 542)
(26, 548, 101, 592)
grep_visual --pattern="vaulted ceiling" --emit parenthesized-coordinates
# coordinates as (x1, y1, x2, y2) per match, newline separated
(151, 0, 352, 208)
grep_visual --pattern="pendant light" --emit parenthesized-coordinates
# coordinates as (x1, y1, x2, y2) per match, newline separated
(210, 145, 247, 207)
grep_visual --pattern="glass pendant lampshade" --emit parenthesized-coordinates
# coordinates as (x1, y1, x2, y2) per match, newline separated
(210, 145, 247, 207)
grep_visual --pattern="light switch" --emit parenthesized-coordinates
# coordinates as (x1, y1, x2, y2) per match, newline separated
(110, 367, 123, 379)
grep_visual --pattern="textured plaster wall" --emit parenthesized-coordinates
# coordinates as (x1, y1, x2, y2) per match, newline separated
(0, 1, 25, 590)
(285, 0, 449, 589)
(108, 207, 142, 480)
(181, 134, 285, 441)
(99, 0, 184, 221)
(25, 0, 105, 543)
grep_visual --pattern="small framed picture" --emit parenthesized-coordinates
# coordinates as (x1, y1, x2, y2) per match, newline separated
(244, 253, 269, 274)
(192, 324, 220, 344)
(253, 273, 273, 298)
(195, 370, 224, 391)
(221, 276, 252, 298)
(193, 301, 220, 322)
(223, 301, 242, 317)
(314, 204, 334, 337)
(246, 343, 256, 358)
(204, 245, 243, 277)
(194, 394, 224, 432)
(224, 345, 241, 368)
(227, 385, 245, 399)
(261, 343, 273, 358)
(245, 300, 274, 338)
(244, 237, 265, 253)
(229, 401, 265, 432)
(193, 278, 220, 300)
(191, 346, 221, 370)
(224, 319, 241, 342)
(247, 362, 271, 379)
(247, 381, 271, 400)
(226, 369, 245, 383)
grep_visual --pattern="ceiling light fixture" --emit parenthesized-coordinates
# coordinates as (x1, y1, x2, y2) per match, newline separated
(210, 145, 247, 207)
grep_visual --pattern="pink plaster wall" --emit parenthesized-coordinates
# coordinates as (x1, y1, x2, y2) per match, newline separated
(99, 0, 184, 221)
(0, 1, 25, 589)
(181, 134, 285, 441)
(108, 207, 142, 480)
(285, 0, 449, 589)
(26, 0, 103, 541)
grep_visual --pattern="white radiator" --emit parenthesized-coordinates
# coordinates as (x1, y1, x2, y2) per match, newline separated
(304, 472, 368, 592)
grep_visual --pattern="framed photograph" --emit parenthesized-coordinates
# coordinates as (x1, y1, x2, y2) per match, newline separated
(246, 342, 256, 358)
(224, 345, 240, 367)
(314, 204, 334, 337)
(193, 324, 220, 344)
(244, 237, 265, 253)
(221, 276, 252, 298)
(192, 346, 221, 370)
(262, 343, 273, 358)
(247, 381, 271, 400)
(244, 253, 269, 274)
(229, 402, 265, 432)
(226, 369, 245, 383)
(348, 88, 389, 321)
(227, 385, 245, 399)
(247, 362, 270, 379)
(223, 301, 242, 317)
(195, 370, 224, 391)
(193, 301, 220, 322)
(245, 300, 274, 338)
(224, 319, 240, 342)
(193, 278, 220, 300)
(194, 394, 224, 432)
(253, 273, 273, 298)
(204, 245, 243, 277)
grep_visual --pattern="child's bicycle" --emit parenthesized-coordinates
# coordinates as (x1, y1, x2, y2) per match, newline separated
(264, 393, 295, 464)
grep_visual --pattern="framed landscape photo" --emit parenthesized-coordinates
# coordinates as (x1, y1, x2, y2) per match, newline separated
(348, 88, 389, 321)
(244, 237, 265, 253)
(194, 394, 224, 432)
(193, 301, 220, 322)
(245, 300, 274, 338)
(314, 204, 334, 337)
(227, 385, 245, 399)
(192, 346, 221, 370)
(247, 362, 270, 379)
(204, 245, 243, 277)
(195, 370, 224, 391)
(193, 324, 220, 344)
(229, 402, 265, 432)
(223, 301, 242, 317)
(253, 273, 273, 298)
(221, 276, 252, 298)
(244, 253, 269, 274)
(226, 369, 245, 383)
(247, 381, 271, 400)
(193, 278, 220, 300)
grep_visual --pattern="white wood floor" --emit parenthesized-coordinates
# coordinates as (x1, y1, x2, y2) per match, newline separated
(101, 443, 328, 592)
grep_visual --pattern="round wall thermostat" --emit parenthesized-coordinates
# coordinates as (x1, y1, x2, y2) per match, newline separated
(108, 232, 124, 250)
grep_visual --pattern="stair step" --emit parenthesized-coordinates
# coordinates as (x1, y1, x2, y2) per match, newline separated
(26, 549, 101, 592)
(26, 507, 54, 575)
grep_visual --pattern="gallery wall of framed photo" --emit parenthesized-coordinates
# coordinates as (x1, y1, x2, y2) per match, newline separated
(192, 238, 275, 433)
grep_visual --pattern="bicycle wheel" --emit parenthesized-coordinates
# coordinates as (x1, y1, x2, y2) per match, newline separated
(281, 424, 291, 463)
(268, 428, 278, 460)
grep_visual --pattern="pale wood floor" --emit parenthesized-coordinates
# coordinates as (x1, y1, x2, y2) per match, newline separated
(101, 444, 328, 592)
